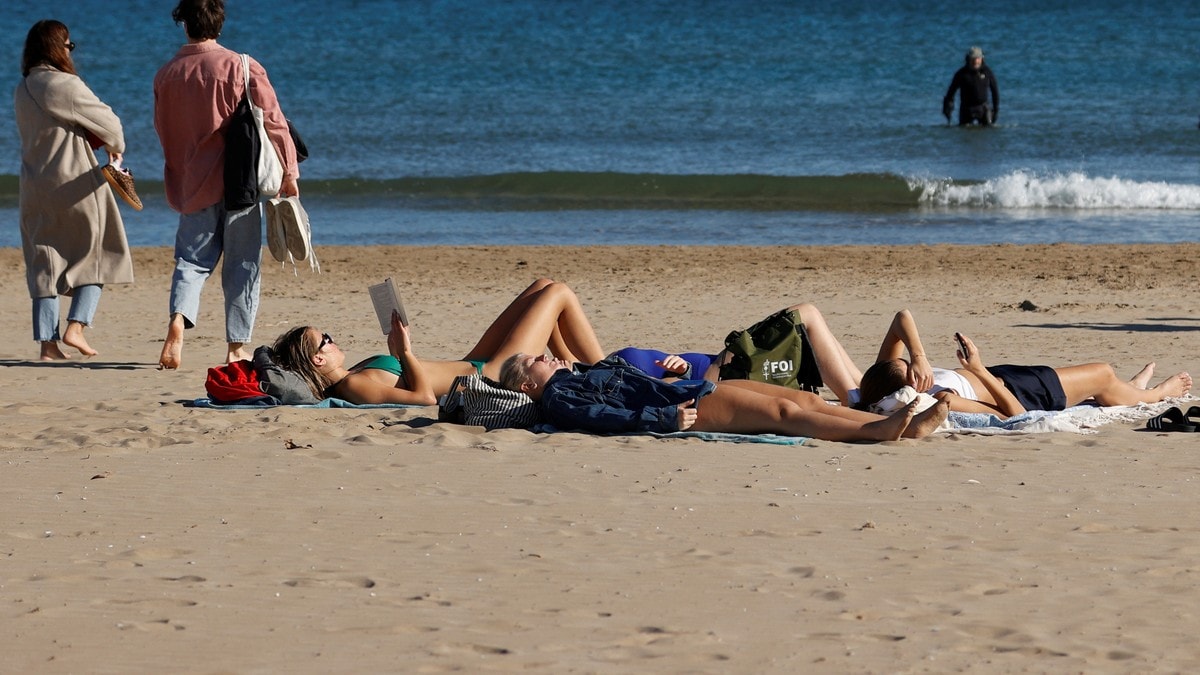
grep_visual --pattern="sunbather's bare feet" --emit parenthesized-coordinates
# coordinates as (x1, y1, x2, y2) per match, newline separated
(227, 343, 252, 364)
(867, 400, 916, 441)
(1148, 371, 1192, 401)
(62, 321, 97, 357)
(1129, 362, 1155, 390)
(902, 399, 950, 438)
(39, 341, 70, 361)
(158, 315, 185, 370)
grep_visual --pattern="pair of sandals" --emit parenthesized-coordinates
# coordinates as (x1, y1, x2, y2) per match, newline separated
(1145, 406, 1200, 433)
(265, 196, 320, 273)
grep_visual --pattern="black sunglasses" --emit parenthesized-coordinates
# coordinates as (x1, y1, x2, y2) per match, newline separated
(65, 41, 76, 52)
(318, 333, 334, 349)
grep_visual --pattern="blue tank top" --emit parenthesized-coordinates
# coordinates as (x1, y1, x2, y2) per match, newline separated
(608, 347, 717, 380)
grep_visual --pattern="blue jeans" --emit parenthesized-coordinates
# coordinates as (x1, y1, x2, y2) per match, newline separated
(33, 284, 102, 342)
(169, 201, 262, 343)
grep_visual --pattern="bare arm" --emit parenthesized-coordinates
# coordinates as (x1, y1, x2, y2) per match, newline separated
(955, 333, 1025, 418)
(876, 310, 934, 391)
(332, 316, 436, 406)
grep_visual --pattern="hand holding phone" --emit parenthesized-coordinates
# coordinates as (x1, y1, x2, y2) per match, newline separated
(955, 332, 969, 358)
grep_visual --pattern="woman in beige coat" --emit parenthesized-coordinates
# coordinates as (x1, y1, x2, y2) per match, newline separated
(14, 20, 133, 360)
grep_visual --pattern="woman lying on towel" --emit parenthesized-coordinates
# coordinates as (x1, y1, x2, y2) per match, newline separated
(855, 310, 1192, 418)
(497, 353, 949, 441)
(272, 279, 608, 405)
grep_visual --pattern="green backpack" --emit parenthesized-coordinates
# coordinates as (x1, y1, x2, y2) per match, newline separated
(719, 309, 824, 393)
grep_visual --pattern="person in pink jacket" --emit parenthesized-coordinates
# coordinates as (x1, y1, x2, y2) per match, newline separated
(154, 0, 299, 369)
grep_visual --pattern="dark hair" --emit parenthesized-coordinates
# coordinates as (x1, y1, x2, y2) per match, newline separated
(172, 0, 225, 40)
(22, 20, 75, 77)
(272, 325, 329, 399)
(856, 359, 909, 411)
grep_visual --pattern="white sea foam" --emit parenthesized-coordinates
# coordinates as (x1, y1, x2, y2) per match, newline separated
(911, 171, 1200, 210)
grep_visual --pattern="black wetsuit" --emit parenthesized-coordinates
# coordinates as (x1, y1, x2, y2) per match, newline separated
(943, 64, 999, 126)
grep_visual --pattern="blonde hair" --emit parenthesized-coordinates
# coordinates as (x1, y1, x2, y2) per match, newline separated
(272, 326, 331, 399)
(498, 353, 531, 391)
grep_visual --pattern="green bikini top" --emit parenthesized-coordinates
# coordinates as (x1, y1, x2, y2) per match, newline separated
(352, 354, 404, 376)
(348, 355, 487, 379)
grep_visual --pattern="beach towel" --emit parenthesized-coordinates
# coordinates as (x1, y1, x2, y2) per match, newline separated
(188, 397, 425, 410)
(944, 399, 1193, 435)
(531, 423, 807, 445)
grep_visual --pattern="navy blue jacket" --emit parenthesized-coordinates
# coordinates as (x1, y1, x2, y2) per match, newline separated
(540, 357, 714, 434)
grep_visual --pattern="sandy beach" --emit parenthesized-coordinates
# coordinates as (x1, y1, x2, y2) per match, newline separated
(3, 243, 1199, 673)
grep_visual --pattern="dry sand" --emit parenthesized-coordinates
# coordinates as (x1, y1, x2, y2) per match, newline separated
(2, 243, 1199, 673)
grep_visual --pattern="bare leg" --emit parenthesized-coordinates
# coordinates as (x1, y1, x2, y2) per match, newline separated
(788, 303, 863, 405)
(469, 282, 607, 377)
(1128, 363, 1155, 389)
(719, 379, 946, 438)
(62, 320, 97, 357)
(159, 313, 185, 370)
(466, 279, 555, 357)
(691, 384, 913, 441)
(227, 342, 252, 364)
(1057, 363, 1192, 407)
(39, 341, 70, 361)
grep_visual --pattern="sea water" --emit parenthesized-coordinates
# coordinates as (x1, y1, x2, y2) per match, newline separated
(1, 0, 1198, 247)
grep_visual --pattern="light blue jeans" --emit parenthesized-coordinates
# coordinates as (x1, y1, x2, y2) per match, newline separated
(33, 284, 102, 342)
(169, 201, 262, 343)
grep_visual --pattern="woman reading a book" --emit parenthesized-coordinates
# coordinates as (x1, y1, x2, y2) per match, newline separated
(271, 279, 608, 404)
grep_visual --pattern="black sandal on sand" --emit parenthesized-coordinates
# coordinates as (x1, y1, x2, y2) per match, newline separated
(1145, 407, 1198, 433)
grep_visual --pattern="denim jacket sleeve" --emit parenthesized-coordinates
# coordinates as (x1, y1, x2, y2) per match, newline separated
(541, 386, 678, 433)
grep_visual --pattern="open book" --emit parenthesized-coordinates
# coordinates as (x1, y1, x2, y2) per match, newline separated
(368, 278, 409, 334)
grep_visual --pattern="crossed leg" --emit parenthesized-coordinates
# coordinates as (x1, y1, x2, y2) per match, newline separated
(1056, 363, 1191, 407)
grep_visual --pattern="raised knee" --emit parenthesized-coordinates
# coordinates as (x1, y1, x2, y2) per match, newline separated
(545, 281, 578, 302)
(787, 303, 820, 323)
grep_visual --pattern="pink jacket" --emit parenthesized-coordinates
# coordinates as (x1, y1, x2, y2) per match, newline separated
(154, 41, 298, 214)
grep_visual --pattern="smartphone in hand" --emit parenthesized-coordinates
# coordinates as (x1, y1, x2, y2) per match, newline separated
(955, 332, 969, 357)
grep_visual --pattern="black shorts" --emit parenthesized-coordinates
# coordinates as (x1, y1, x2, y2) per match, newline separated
(986, 364, 1067, 411)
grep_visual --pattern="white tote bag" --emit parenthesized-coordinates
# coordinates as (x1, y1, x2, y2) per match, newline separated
(240, 54, 283, 197)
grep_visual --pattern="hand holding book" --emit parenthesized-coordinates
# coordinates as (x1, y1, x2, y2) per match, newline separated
(368, 278, 408, 334)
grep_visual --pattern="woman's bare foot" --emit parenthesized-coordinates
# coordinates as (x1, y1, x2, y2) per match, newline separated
(158, 315, 185, 370)
(62, 321, 97, 357)
(868, 400, 917, 441)
(227, 343, 252, 363)
(1148, 372, 1192, 401)
(902, 399, 951, 438)
(1129, 362, 1156, 390)
(39, 341, 70, 361)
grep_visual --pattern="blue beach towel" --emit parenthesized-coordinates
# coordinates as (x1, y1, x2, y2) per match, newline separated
(188, 397, 425, 410)
(531, 423, 807, 445)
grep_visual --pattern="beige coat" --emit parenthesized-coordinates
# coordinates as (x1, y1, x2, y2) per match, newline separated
(14, 65, 133, 298)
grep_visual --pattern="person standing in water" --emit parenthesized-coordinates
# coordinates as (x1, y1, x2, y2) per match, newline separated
(943, 46, 999, 126)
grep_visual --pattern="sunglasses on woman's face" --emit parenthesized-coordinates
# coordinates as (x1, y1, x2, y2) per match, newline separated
(65, 41, 76, 51)
(318, 333, 335, 350)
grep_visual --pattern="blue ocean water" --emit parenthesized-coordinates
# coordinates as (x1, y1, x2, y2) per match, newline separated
(2, 0, 1199, 247)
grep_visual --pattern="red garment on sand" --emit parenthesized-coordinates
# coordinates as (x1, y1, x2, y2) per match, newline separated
(205, 359, 263, 403)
